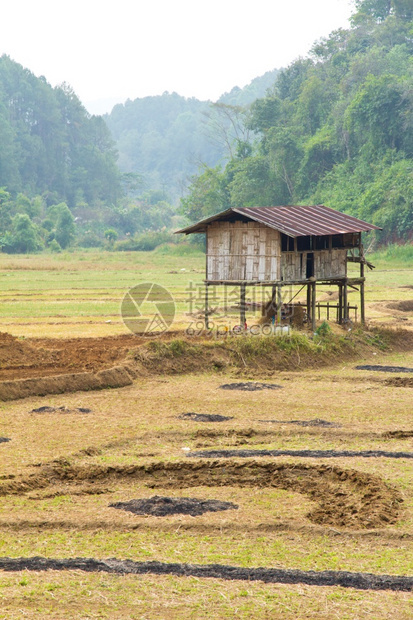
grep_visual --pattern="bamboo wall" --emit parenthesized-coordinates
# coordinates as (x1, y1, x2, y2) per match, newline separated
(206, 220, 348, 282)
(206, 221, 280, 281)
(281, 249, 347, 281)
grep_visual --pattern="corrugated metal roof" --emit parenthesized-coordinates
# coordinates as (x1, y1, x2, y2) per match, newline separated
(176, 205, 381, 237)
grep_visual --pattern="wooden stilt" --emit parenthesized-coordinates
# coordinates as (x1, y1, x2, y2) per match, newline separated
(277, 284, 282, 325)
(240, 284, 246, 327)
(343, 280, 348, 322)
(338, 284, 343, 324)
(204, 283, 209, 328)
(360, 262, 365, 325)
(306, 284, 311, 325)
(312, 282, 316, 332)
(271, 285, 277, 317)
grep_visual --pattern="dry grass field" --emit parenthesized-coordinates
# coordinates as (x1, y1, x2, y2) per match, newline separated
(0, 248, 412, 618)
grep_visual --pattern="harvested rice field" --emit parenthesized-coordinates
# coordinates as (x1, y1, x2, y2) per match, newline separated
(0, 250, 412, 619)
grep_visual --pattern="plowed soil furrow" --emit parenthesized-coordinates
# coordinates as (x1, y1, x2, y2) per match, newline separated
(189, 449, 413, 459)
(0, 461, 402, 529)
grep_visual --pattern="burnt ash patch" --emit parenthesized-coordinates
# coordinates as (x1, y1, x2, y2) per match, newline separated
(31, 406, 92, 414)
(189, 449, 413, 459)
(355, 365, 413, 373)
(259, 418, 341, 428)
(179, 412, 234, 423)
(219, 382, 282, 391)
(109, 496, 238, 517)
(0, 437, 10, 444)
(0, 557, 412, 591)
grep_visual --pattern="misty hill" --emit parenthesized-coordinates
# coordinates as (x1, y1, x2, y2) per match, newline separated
(218, 69, 280, 106)
(104, 69, 281, 201)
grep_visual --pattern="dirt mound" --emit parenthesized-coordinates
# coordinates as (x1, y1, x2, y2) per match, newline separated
(355, 365, 413, 373)
(189, 448, 413, 459)
(0, 437, 10, 444)
(387, 300, 413, 312)
(0, 557, 412, 591)
(31, 406, 92, 414)
(259, 419, 341, 428)
(110, 496, 238, 517)
(383, 430, 413, 439)
(0, 460, 402, 528)
(384, 377, 413, 387)
(0, 366, 133, 401)
(219, 382, 282, 391)
(0, 333, 142, 382)
(0, 327, 412, 394)
(179, 413, 233, 423)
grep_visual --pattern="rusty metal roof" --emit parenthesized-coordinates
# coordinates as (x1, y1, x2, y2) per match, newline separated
(176, 205, 381, 237)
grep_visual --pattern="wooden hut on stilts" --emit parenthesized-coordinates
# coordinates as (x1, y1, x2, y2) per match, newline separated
(177, 205, 380, 331)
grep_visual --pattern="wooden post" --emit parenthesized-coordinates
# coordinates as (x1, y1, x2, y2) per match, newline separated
(277, 284, 282, 325)
(312, 282, 316, 332)
(327, 301, 330, 321)
(205, 283, 209, 328)
(343, 280, 348, 322)
(271, 285, 277, 319)
(360, 262, 365, 325)
(338, 284, 343, 324)
(306, 284, 311, 325)
(240, 284, 246, 327)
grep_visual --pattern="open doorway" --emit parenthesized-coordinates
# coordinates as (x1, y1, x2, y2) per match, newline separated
(306, 253, 314, 278)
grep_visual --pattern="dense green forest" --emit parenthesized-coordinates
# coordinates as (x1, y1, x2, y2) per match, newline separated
(0, 54, 279, 252)
(0, 56, 182, 252)
(0, 0, 411, 252)
(0, 55, 121, 206)
(182, 0, 413, 244)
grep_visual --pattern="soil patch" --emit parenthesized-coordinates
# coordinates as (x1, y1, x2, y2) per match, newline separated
(0, 557, 411, 591)
(110, 496, 238, 517)
(383, 430, 413, 439)
(0, 332, 142, 381)
(219, 382, 282, 391)
(384, 377, 413, 387)
(0, 366, 133, 401)
(259, 419, 341, 428)
(189, 449, 413, 459)
(179, 412, 234, 423)
(387, 300, 413, 312)
(0, 437, 10, 444)
(31, 406, 92, 414)
(0, 328, 412, 398)
(0, 460, 402, 528)
(355, 365, 413, 373)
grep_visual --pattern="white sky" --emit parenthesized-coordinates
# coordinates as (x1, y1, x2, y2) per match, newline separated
(2, 0, 354, 114)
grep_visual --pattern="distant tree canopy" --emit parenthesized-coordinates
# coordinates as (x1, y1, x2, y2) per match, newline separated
(0, 55, 121, 207)
(105, 71, 281, 202)
(181, 0, 413, 244)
